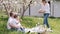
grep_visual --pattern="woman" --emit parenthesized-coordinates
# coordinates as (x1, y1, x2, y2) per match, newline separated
(13, 13, 25, 32)
(39, 0, 52, 31)
(7, 12, 14, 29)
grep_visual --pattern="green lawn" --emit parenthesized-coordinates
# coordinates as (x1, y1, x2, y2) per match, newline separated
(0, 16, 60, 34)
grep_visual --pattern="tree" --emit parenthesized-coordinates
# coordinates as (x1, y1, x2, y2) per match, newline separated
(21, 0, 33, 19)
(0, 0, 37, 18)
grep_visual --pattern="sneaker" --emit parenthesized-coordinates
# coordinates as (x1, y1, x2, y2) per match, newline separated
(26, 31, 30, 34)
(38, 33, 40, 34)
(27, 31, 30, 33)
(47, 28, 53, 32)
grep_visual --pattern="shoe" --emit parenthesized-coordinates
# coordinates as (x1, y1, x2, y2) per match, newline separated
(26, 31, 30, 34)
(38, 33, 40, 34)
(47, 28, 53, 32)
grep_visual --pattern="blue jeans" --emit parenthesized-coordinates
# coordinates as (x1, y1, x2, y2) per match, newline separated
(43, 13, 50, 28)
(19, 27, 25, 32)
(10, 28, 25, 34)
(17, 27, 25, 34)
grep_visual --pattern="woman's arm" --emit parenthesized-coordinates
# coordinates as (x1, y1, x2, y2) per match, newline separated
(16, 17, 22, 22)
(39, 9, 45, 13)
(9, 22, 20, 28)
(39, 3, 45, 13)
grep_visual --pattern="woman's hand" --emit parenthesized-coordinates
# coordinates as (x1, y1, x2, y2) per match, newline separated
(20, 19, 22, 22)
(39, 9, 45, 13)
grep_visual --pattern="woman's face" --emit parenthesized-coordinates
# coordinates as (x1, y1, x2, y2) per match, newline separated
(14, 14, 18, 18)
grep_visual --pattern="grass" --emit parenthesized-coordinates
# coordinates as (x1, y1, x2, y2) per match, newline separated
(0, 15, 60, 34)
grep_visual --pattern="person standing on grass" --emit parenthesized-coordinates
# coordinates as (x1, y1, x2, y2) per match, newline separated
(39, 0, 52, 31)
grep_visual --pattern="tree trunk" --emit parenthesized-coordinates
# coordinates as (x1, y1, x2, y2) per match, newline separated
(3, 3, 10, 17)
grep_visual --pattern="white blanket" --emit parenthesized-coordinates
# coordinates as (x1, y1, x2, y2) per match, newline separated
(25, 26, 46, 33)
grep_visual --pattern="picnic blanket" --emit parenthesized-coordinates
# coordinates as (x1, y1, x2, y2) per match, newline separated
(25, 25, 46, 33)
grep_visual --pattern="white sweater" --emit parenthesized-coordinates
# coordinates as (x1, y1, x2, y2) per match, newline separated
(7, 17, 21, 29)
(40, 3, 50, 13)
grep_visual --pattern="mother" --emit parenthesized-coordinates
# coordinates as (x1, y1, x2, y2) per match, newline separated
(39, 0, 52, 31)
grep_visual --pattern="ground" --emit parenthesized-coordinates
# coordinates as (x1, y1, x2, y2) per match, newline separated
(0, 15, 60, 34)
